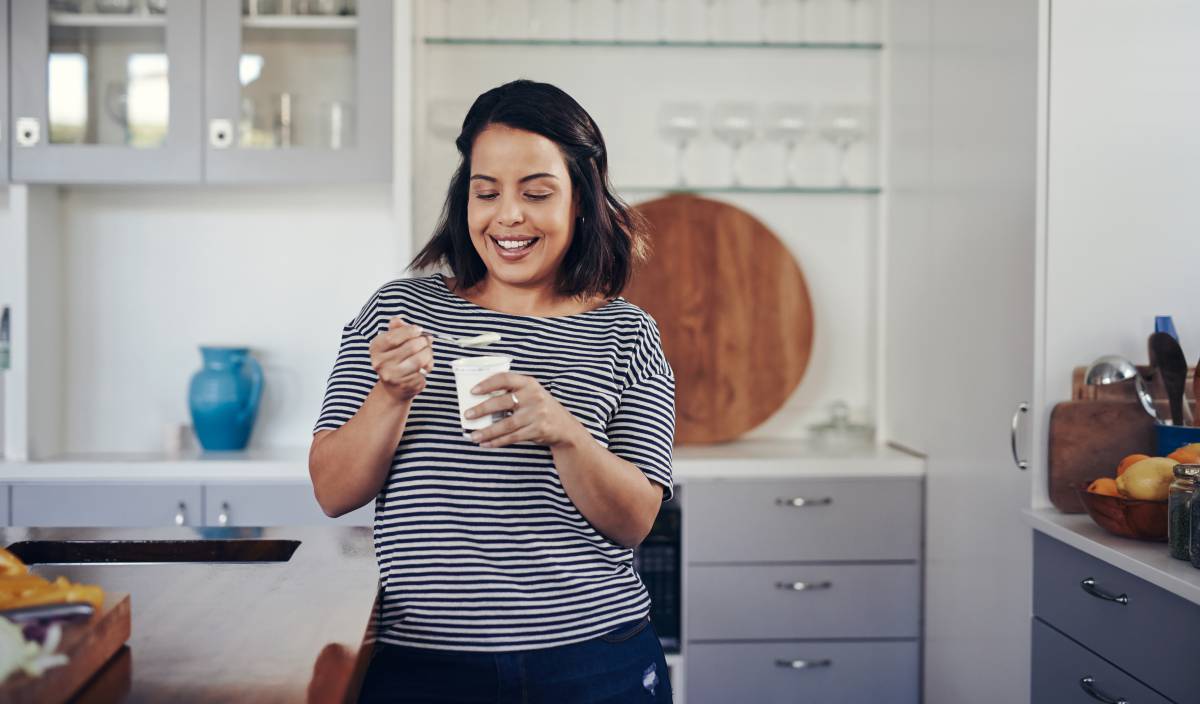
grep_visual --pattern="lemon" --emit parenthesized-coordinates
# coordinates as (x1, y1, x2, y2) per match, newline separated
(1115, 457, 1178, 500)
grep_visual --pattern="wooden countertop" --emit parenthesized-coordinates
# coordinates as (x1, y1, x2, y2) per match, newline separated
(2, 526, 379, 703)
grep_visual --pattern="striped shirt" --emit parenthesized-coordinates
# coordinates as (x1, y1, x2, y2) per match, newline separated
(313, 273, 676, 652)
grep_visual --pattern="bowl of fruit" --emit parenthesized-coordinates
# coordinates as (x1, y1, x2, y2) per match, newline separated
(1074, 453, 1181, 541)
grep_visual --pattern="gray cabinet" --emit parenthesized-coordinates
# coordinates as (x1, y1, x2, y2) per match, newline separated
(683, 477, 922, 704)
(11, 482, 202, 527)
(11, 1, 203, 183)
(204, 482, 372, 527)
(202, 0, 392, 183)
(1032, 619, 1172, 704)
(0, 484, 8, 526)
(0, 2, 9, 183)
(1032, 531, 1199, 703)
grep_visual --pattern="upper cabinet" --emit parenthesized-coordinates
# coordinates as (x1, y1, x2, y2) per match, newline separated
(8, 0, 392, 185)
(11, 0, 203, 183)
(203, 0, 392, 182)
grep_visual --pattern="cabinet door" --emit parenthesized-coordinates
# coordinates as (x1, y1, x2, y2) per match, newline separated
(203, 0, 392, 183)
(10, 1, 202, 183)
(205, 482, 372, 527)
(11, 483, 202, 527)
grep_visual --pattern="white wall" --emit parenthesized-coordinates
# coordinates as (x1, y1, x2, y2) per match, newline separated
(56, 184, 401, 455)
(1044, 0, 1200, 438)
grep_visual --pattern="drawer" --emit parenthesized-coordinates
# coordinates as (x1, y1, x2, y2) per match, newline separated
(687, 563, 919, 639)
(684, 478, 921, 562)
(1032, 618, 1172, 704)
(685, 640, 919, 704)
(204, 483, 373, 527)
(1034, 531, 1200, 704)
(11, 483, 203, 527)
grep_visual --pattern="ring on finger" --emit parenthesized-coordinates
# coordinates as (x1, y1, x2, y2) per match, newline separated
(511, 393, 520, 409)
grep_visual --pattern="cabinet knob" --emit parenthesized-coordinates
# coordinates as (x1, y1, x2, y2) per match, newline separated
(1010, 402, 1029, 470)
(218, 502, 230, 527)
(1079, 676, 1128, 704)
(775, 658, 832, 670)
(15, 117, 40, 147)
(209, 118, 233, 148)
(775, 496, 832, 507)
(174, 501, 187, 526)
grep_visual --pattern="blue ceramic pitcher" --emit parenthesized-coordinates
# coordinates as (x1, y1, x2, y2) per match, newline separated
(188, 346, 263, 451)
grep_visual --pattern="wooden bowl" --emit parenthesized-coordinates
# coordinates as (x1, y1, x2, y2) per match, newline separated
(1073, 483, 1168, 542)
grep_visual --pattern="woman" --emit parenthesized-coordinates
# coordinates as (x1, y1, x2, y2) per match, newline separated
(309, 80, 676, 703)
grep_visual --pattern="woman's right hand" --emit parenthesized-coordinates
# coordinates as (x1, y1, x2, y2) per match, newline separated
(369, 316, 433, 403)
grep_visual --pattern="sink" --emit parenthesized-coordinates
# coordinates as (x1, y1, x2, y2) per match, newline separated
(6, 539, 300, 564)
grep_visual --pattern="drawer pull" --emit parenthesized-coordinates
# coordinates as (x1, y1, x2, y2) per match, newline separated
(775, 658, 832, 670)
(775, 497, 833, 507)
(1081, 578, 1129, 605)
(218, 502, 230, 527)
(174, 502, 187, 527)
(1079, 676, 1128, 704)
(775, 580, 832, 591)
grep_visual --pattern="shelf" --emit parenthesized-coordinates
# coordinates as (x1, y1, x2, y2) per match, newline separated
(50, 12, 166, 28)
(242, 15, 357, 30)
(0, 448, 310, 482)
(424, 37, 883, 50)
(619, 185, 882, 195)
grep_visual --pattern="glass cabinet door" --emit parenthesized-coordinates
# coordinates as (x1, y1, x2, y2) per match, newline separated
(204, 0, 392, 182)
(10, 0, 202, 183)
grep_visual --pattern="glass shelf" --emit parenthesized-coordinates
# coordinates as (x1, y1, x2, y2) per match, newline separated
(619, 185, 882, 195)
(242, 15, 357, 31)
(50, 12, 166, 28)
(424, 37, 883, 51)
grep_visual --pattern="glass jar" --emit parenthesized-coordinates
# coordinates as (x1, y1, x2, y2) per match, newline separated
(1169, 465, 1200, 560)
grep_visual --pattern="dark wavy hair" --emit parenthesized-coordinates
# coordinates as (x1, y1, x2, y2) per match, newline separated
(409, 80, 649, 300)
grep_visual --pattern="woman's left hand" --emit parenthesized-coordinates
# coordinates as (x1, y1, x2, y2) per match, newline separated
(465, 373, 586, 449)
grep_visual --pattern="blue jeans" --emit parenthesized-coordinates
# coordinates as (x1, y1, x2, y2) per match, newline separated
(357, 615, 673, 703)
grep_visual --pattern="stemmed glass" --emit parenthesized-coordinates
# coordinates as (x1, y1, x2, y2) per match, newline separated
(765, 103, 809, 186)
(659, 103, 704, 187)
(711, 102, 759, 186)
(817, 104, 870, 186)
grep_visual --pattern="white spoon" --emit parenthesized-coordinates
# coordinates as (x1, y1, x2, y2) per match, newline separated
(423, 331, 502, 348)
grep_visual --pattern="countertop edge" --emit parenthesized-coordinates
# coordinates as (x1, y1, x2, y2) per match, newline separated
(1025, 508, 1200, 607)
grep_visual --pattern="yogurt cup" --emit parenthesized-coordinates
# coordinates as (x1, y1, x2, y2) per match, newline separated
(451, 355, 512, 432)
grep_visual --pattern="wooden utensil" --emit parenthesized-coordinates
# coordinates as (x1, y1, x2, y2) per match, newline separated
(627, 194, 814, 445)
(1150, 332, 1190, 425)
(0, 593, 131, 704)
(1047, 400, 1157, 513)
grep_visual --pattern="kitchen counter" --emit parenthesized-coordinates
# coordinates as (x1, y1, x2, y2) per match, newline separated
(0, 439, 925, 482)
(2, 525, 379, 703)
(1025, 508, 1200, 607)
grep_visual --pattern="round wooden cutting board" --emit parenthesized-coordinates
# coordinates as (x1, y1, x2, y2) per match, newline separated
(625, 194, 814, 445)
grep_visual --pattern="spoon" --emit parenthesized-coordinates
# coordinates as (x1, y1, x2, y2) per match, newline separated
(1084, 355, 1157, 421)
(423, 331, 502, 348)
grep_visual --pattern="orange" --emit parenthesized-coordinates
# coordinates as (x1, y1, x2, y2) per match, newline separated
(1168, 448, 1200, 465)
(1087, 477, 1121, 497)
(1116, 454, 1150, 477)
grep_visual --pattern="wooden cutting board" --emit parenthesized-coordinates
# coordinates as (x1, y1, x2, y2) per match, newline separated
(0, 593, 131, 704)
(1048, 401, 1157, 513)
(627, 194, 814, 444)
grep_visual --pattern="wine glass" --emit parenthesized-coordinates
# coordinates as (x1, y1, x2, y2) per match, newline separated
(711, 102, 759, 186)
(817, 104, 870, 186)
(658, 103, 704, 187)
(765, 103, 810, 186)
(705, 0, 721, 42)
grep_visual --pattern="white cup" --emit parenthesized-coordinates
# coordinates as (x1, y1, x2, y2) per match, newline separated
(451, 355, 512, 432)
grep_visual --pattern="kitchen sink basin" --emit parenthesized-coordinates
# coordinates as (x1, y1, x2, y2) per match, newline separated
(5, 539, 300, 564)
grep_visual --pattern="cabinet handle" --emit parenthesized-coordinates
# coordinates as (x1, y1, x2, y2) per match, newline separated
(218, 502, 230, 527)
(775, 580, 832, 591)
(174, 502, 186, 526)
(1080, 578, 1128, 605)
(775, 658, 832, 670)
(775, 497, 833, 507)
(1010, 402, 1029, 470)
(1079, 676, 1128, 704)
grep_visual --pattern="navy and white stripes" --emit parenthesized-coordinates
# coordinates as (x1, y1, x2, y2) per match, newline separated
(314, 274, 676, 652)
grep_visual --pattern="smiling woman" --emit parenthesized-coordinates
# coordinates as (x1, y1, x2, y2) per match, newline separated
(308, 80, 677, 703)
